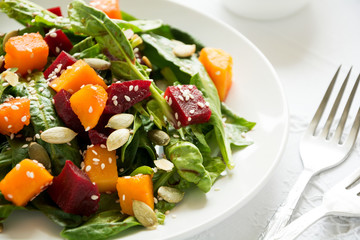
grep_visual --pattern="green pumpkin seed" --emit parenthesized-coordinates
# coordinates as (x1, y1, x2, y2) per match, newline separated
(132, 200, 158, 228)
(28, 142, 51, 170)
(106, 113, 134, 129)
(3, 30, 19, 51)
(148, 129, 170, 146)
(158, 186, 184, 204)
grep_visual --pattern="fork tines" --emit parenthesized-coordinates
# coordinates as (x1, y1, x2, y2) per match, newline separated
(307, 66, 360, 146)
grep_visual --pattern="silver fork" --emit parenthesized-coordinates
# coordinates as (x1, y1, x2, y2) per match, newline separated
(273, 167, 360, 240)
(260, 66, 360, 240)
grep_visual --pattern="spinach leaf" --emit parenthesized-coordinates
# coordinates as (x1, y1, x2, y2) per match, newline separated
(113, 19, 163, 33)
(120, 113, 142, 163)
(68, 0, 175, 124)
(61, 210, 141, 240)
(7, 138, 29, 167)
(96, 193, 121, 213)
(146, 99, 166, 129)
(0, 0, 71, 29)
(165, 140, 212, 192)
(130, 166, 154, 176)
(9, 73, 82, 174)
(0, 147, 12, 180)
(31, 193, 83, 228)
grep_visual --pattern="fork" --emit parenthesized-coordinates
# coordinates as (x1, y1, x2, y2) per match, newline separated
(260, 66, 360, 240)
(272, 167, 360, 240)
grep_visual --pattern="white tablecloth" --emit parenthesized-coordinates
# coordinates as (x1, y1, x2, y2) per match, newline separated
(179, 0, 360, 239)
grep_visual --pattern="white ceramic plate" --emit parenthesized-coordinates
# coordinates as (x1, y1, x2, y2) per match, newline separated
(0, 0, 288, 239)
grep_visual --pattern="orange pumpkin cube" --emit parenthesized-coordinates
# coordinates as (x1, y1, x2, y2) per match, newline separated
(84, 145, 118, 192)
(90, 0, 122, 19)
(0, 98, 30, 136)
(49, 60, 108, 93)
(116, 174, 154, 216)
(70, 84, 108, 131)
(5, 33, 49, 76)
(199, 47, 233, 101)
(0, 159, 53, 206)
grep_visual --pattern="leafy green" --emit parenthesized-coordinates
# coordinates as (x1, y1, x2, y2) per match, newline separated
(0, 193, 26, 223)
(8, 73, 82, 174)
(7, 138, 29, 167)
(61, 210, 141, 240)
(130, 166, 154, 176)
(120, 113, 142, 163)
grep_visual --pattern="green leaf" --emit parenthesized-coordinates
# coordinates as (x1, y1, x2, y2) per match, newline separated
(0, 193, 25, 223)
(130, 166, 154, 176)
(61, 210, 141, 240)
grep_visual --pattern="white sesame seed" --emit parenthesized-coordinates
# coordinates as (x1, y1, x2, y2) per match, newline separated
(197, 102, 205, 108)
(11, 105, 19, 110)
(4, 116, 8, 122)
(101, 163, 105, 170)
(215, 71, 221, 76)
(8, 125, 12, 129)
(177, 121, 181, 127)
(91, 86, 98, 90)
(52, 84, 57, 88)
(21, 116, 27, 122)
(93, 158, 100, 162)
(175, 112, 178, 120)
(108, 157, 112, 164)
(56, 47, 60, 53)
(92, 150, 98, 155)
(173, 134, 179, 138)
(188, 85, 193, 89)
(124, 95, 131, 102)
(7, 194, 13, 199)
(100, 144, 106, 149)
(85, 165, 92, 172)
(22, 144, 28, 148)
(91, 195, 99, 200)
(122, 194, 125, 201)
(205, 102, 210, 107)
(80, 162, 85, 169)
(189, 109, 195, 114)
(26, 171, 34, 179)
(112, 96, 118, 101)
(85, 126, 90, 131)
(168, 97, 172, 106)
(178, 95, 184, 101)
(134, 85, 139, 92)
(15, 164, 20, 170)
(165, 96, 168, 101)
(129, 85, 134, 91)
(113, 100, 118, 106)
(88, 106, 93, 113)
(188, 117, 192, 122)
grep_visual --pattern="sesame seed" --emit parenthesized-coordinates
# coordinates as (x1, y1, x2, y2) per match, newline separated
(112, 96, 118, 101)
(113, 100, 118, 106)
(215, 71, 221, 75)
(8, 125, 12, 129)
(52, 84, 57, 88)
(101, 163, 105, 170)
(93, 158, 100, 162)
(85, 165, 92, 172)
(85, 126, 90, 131)
(50, 32, 57, 38)
(205, 102, 210, 107)
(165, 96, 168, 101)
(7, 194, 13, 199)
(26, 171, 34, 179)
(124, 95, 131, 102)
(91, 195, 99, 200)
(91, 86, 98, 90)
(177, 121, 181, 127)
(129, 85, 134, 91)
(22, 144, 28, 148)
(92, 150, 98, 155)
(173, 134, 179, 138)
(108, 157, 112, 164)
(100, 144, 106, 149)
(88, 106, 93, 113)
(21, 115, 27, 122)
(188, 117, 192, 122)
(4, 116, 8, 122)
(188, 85, 193, 89)
(11, 105, 19, 110)
(122, 194, 125, 201)
(178, 95, 184, 101)
(15, 164, 20, 170)
(175, 112, 178, 120)
(189, 109, 195, 114)
(134, 85, 139, 92)
(197, 102, 205, 108)
(35, 133, 40, 139)
(168, 97, 172, 106)
(80, 162, 85, 169)
(26, 47, 33, 52)
(55, 47, 60, 53)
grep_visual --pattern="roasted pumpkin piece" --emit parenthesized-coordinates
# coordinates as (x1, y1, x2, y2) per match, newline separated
(70, 84, 108, 131)
(0, 97, 30, 135)
(116, 174, 154, 216)
(0, 159, 53, 206)
(90, 0, 122, 19)
(198, 47, 233, 101)
(49, 59, 108, 93)
(84, 145, 118, 193)
(4, 32, 49, 76)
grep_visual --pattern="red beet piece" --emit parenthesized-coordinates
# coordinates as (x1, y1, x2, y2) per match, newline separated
(44, 29, 73, 56)
(44, 51, 77, 80)
(104, 80, 152, 114)
(47, 6, 62, 16)
(47, 160, 100, 216)
(164, 85, 211, 128)
(53, 89, 84, 132)
(88, 129, 108, 145)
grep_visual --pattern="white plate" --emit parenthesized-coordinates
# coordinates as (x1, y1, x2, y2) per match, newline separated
(0, 0, 289, 239)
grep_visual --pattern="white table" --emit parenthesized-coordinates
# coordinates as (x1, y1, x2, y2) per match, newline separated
(179, 0, 360, 239)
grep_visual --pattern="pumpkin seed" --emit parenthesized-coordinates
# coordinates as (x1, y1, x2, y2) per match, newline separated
(3, 30, 18, 51)
(132, 200, 158, 228)
(158, 186, 184, 204)
(148, 129, 170, 146)
(154, 159, 174, 172)
(83, 58, 111, 70)
(106, 113, 134, 129)
(106, 128, 130, 151)
(1, 70, 19, 86)
(40, 127, 77, 144)
(173, 44, 196, 58)
(28, 142, 51, 170)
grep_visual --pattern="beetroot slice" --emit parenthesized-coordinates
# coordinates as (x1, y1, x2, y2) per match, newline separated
(44, 29, 73, 56)
(47, 6, 62, 16)
(104, 80, 152, 115)
(88, 129, 107, 145)
(164, 85, 211, 128)
(44, 51, 76, 81)
(53, 89, 84, 133)
(47, 160, 100, 216)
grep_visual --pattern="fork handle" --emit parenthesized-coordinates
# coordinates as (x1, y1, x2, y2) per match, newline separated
(272, 205, 328, 240)
(259, 169, 314, 240)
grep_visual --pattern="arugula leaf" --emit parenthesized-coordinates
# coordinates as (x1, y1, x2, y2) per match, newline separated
(61, 210, 141, 240)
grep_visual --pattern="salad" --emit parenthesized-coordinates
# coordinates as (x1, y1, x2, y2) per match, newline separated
(0, 0, 256, 239)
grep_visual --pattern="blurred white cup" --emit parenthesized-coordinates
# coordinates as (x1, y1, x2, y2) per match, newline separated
(222, 0, 311, 20)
